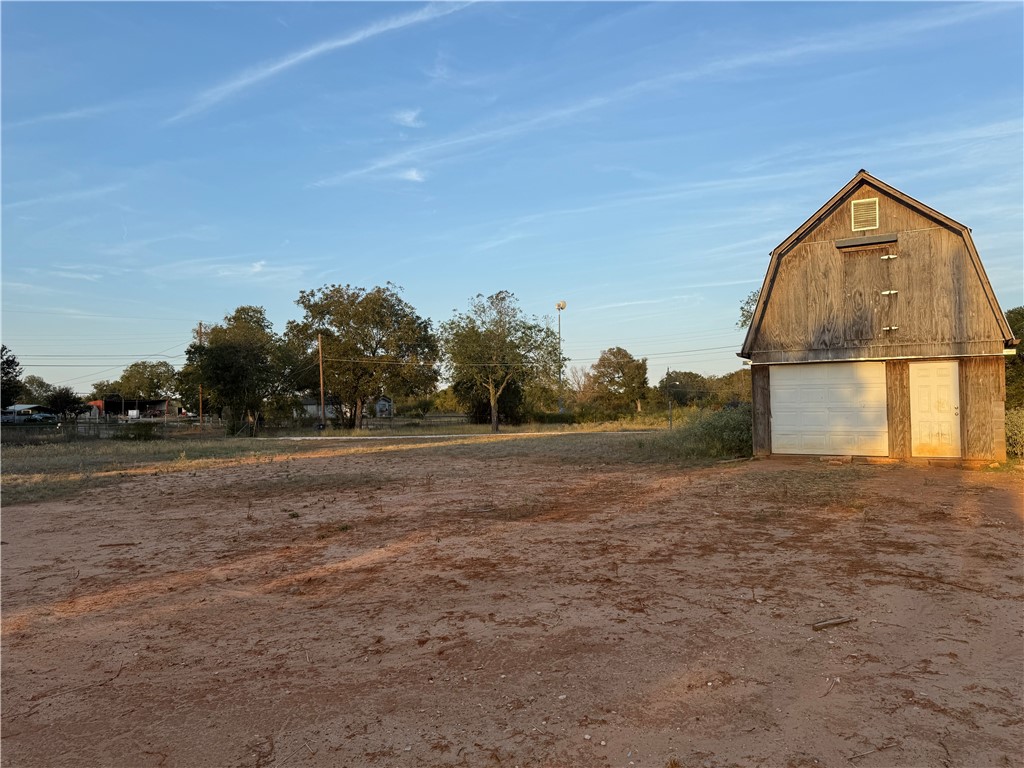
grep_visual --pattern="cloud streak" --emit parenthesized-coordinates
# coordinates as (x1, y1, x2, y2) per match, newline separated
(312, 2, 1010, 187)
(3, 184, 126, 211)
(4, 104, 117, 129)
(167, 3, 470, 123)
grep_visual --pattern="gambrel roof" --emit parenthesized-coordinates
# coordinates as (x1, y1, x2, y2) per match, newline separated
(740, 170, 1017, 360)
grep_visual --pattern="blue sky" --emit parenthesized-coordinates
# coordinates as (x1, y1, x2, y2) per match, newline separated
(2, 1, 1022, 395)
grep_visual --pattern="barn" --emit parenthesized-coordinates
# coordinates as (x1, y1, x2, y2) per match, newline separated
(739, 170, 1018, 462)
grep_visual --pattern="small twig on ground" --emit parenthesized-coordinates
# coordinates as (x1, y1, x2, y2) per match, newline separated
(274, 743, 306, 767)
(98, 542, 141, 547)
(849, 740, 898, 761)
(812, 616, 857, 631)
(820, 676, 839, 697)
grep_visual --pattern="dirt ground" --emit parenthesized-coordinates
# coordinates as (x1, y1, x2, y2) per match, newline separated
(2, 435, 1022, 768)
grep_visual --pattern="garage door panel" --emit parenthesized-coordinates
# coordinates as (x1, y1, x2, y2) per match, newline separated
(771, 362, 889, 456)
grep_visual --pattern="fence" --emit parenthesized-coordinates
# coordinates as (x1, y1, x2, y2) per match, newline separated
(0, 418, 224, 445)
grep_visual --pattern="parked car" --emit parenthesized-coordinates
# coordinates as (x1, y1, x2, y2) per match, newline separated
(25, 413, 59, 424)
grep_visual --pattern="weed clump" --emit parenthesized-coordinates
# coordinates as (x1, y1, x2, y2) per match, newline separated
(1005, 408, 1024, 458)
(654, 404, 753, 460)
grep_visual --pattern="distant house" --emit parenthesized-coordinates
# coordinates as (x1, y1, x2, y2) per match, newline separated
(740, 170, 1019, 462)
(298, 397, 346, 421)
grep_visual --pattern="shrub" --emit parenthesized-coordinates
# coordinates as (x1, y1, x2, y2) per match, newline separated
(1006, 408, 1024, 459)
(656, 404, 753, 459)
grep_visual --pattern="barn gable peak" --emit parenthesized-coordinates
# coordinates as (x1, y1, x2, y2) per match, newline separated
(739, 171, 1015, 360)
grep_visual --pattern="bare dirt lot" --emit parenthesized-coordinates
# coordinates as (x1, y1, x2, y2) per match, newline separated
(2, 434, 1022, 768)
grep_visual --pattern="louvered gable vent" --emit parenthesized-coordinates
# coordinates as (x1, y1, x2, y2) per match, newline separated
(851, 197, 879, 231)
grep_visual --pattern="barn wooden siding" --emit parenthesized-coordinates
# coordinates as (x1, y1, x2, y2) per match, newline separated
(748, 187, 1006, 365)
(960, 357, 1007, 462)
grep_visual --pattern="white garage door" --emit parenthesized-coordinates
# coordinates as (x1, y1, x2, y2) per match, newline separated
(770, 362, 889, 456)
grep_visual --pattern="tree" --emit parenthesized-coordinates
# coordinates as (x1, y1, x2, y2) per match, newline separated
(45, 386, 88, 422)
(737, 289, 760, 329)
(89, 379, 120, 401)
(118, 361, 178, 400)
(1006, 306, 1024, 409)
(21, 375, 55, 404)
(1, 345, 24, 407)
(589, 347, 649, 416)
(187, 306, 282, 433)
(659, 370, 711, 407)
(453, 374, 527, 425)
(441, 291, 559, 432)
(706, 369, 752, 407)
(289, 283, 438, 429)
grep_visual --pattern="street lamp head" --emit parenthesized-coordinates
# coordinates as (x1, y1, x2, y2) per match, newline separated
(556, 300, 566, 311)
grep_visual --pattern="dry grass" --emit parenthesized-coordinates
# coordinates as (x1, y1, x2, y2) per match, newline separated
(0, 431, 688, 506)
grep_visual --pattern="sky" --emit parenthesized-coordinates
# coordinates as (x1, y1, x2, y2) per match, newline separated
(2, 1, 1022, 396)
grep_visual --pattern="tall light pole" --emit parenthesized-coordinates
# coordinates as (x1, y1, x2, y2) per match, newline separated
(556, 301, 566, 412)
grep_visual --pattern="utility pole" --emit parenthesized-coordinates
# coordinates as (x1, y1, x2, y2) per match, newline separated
(318, 333, 326, 427)
(197, 322, 204, 425)
(667, 365, 672, 430)
(556, 301, 566, 412)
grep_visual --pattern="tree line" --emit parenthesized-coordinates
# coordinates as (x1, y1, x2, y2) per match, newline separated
(0, 286, 756, 432)
(12, 289, 1015, 433)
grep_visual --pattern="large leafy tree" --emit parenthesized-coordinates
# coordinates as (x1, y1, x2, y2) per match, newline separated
(1006, 306, 1024, 409)
(589, 347, 649, 416)
(289, 283, 438, 429)
(21, 375, 55, 404)
(659, 370, 711, 407)
(118, 361, 178, 400)
(441, 291, 559, 432)
(88, 380, 119, 401)
(1, 345, 24, 407)
(186, 306, 282, 433)
(45, 386, 89, 422)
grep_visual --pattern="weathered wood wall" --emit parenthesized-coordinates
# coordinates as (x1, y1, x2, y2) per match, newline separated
(960, 357, 1007, 461)
(749, 184, 1007, 364)
(751, 365, 771, 456)
(885, 360, 911, 459)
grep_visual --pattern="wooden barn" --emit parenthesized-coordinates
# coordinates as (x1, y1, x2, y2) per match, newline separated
(739, 170, 1018, 462)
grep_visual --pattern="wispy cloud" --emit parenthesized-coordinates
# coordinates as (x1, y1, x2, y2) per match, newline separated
(392, 108, 424, 128)
(50, 269, 103, 282)
(474, 231, 529, 252)
(396, 168, 427, 182)
(96, 227, 219, 258)
(4, 104, 117, 129)
(150, 255, 302, 283)
(311, 94, 610, 186)
(3, 183, 126, 211)
(313, 3, 1010, 187)
(167, 3, 470, 123)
